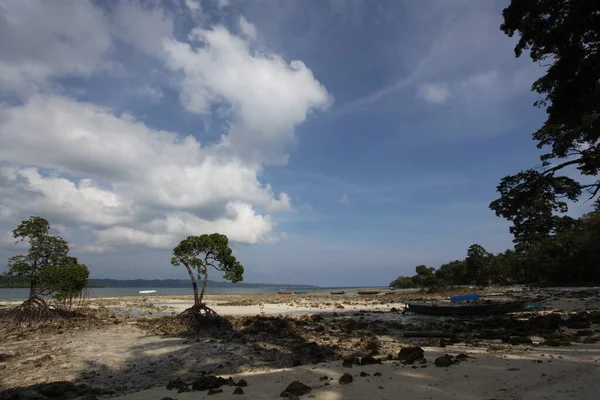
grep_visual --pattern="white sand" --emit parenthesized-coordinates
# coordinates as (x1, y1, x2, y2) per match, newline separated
(114, 343, 600, 400)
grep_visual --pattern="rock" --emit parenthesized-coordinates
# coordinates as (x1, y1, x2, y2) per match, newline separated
(233, 387, 244, 395)
(339, 373, 353, 385)
(310, 314, 323, 322)
(365, 336, 381, 352)
(319, 376, 329, 381)
(167, 377, 189, 393)
(236, 379, 248, 387)
(390, 307, 398, 312)
(373, 372, 382, 377)
(360, 354, 382, 365)
(397, 346, 425, 365)
(342, 358, 355, 368)
(225, 377, 236, 386)
(359, 371, 370, 377)
(280, 381, 312, 398)
(434, 355, 454, 368)
(191, 375, 227, 391)
(161, 398, 177, 400)
(507, 336, 533, 345)
(208, 388, 223, 395)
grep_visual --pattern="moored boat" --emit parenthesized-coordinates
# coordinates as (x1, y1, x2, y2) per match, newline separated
(138, 290, 157, 294)
(404, 300, 528, 316)
(330, 291, 346, 295)
(358, 290, 381, 295)
(277, 291, 293, 295)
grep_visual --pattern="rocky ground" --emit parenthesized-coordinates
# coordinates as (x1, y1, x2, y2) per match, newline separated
(1, 287, 599, 399)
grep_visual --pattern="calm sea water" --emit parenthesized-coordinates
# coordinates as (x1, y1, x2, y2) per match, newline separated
(0, 286, 382, 300)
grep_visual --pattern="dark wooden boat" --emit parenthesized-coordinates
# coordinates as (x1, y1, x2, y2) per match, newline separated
(330, 291, 346, 295)
(404, 300, 527, 316)
(358, 290, 381, 295)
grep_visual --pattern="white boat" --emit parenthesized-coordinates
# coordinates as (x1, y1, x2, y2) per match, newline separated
(138, 290, 157, 294)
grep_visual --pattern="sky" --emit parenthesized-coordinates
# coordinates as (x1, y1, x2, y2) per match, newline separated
(0, 0, 594, 287)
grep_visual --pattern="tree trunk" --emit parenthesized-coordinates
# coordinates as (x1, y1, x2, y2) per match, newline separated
(199, 266, 208, 304)
(29, 279, 37, 299)
(183, 262, 200, 306)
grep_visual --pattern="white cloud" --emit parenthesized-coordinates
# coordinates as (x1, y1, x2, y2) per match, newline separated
(185, 0, 202, 12)
(417, 83, 450, 104)
(163, 25, 331, 164)
(0, 0, 112, 96)
(338, 194, 350, 204)
(217, 0, 231, 9)
(128, 85, 165, 103)
(0, 2, 328, 255)
(111, 0, 174, 57)
(239, 16, 258, 40)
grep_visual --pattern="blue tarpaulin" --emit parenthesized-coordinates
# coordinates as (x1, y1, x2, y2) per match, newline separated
(450, 293, 479, 303)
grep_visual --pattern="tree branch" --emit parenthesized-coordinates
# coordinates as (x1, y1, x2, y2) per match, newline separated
(541, 158, 582, 175)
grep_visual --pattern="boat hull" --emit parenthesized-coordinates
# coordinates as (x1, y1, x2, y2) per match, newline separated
(405, 301, 527, 316)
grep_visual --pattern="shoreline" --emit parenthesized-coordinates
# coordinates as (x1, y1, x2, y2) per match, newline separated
(1, 286, 599, 399)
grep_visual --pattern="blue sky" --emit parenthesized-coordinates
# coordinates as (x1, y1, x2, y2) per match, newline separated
(0, 0, 592, 286)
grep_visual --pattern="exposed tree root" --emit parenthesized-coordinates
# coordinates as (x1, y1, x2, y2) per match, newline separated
(177, 303, 231, 332)
(3, 296, 70, 328)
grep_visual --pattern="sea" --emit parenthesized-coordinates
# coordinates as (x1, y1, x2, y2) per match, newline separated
(0, 286, 384, 300)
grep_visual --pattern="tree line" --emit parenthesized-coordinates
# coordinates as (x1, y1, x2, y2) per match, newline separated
(391, 200, 600, 289)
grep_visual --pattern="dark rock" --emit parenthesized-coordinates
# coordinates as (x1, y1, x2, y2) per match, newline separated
(167, 377, 189, 393)
(191, 375, 227, 391)
(233, 387, 244, 395)
(365, 336, 381, 352)
(360, 354, 382, 365)
(342, 358, 355, 368)
(434, 355, 454, 368)
(507, 336, 533, 345)
(161, 398, 177, 400)
(208, 388, 223, 395)
(319, 376, 329, 381)
(225, 377, 236, 386)
(390, 307, 398, 312)
(339, 373, 353, 385)
(373, 372, 382, 377)
(310, 314, 323, 322)
(359, 371, 370, 377)
(236, 379, 248, 387)
(397, 346, 425, 365)
(280, 381, 312, 398)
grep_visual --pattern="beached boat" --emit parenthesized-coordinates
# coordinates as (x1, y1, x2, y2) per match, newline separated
(138, 290, 157, 294)
(404, 300, 528, 316)
(330, 291, 346, 295)
(358, 290, 381, 295)
(277, 291, 293, 295)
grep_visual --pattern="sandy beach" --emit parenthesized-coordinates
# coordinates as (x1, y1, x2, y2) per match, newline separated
(1, 287, 600, 399)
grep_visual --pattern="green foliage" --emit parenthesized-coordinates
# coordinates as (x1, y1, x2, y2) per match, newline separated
(5, 216, 87, 299)
(0, 275, 30, 288)
(435, 260, 467, 285)
(389, 276, 417, 289)
(490, 0, 600, 248)
(171, 233, 244, 304)
(40, 264, 89, 304)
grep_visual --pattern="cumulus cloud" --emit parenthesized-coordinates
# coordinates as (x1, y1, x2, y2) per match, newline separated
(0, 3, 329, 252)
(163, 25, 331, 164)
(417, 83, 450, 104)
(0, 0, 112, 96)
(239, 16, 258, 40)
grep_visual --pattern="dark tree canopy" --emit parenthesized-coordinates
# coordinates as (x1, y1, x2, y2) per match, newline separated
(7, 216, 83, 299)
(171, 233, 244, 306)
(491, 0, 600, 248)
